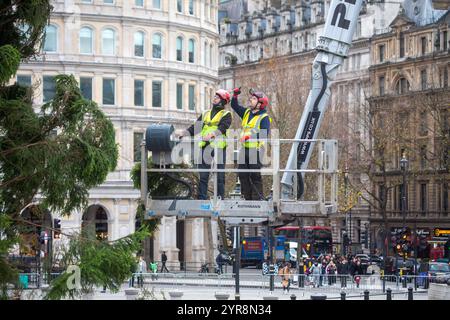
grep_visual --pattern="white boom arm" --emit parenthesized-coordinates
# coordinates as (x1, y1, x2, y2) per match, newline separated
(281, 0, 364, 198)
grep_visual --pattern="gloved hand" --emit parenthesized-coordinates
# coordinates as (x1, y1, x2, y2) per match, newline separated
(202, 133, 215, 141)
(233, 87, 241, 97)
(240, 135, 250, 143)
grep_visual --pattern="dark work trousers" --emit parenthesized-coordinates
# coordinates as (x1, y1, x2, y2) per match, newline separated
(198, 146, 226, 200)
(238, 147, 263, 200)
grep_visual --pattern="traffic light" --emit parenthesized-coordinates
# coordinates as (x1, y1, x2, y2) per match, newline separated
(226, 227, 233, 247)
(53, 218, 61, 239)
(40, 231, 49, 244)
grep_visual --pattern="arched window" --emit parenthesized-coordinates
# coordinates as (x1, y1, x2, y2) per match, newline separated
(152, 33, 162, 59)
(102, 28, 115, 55)
(396, 77, 410, 95)
(44, 25, 57, 52)
(134, 31, 144, 57)
(80, 27, 93, 54)
(188, 39, 195, 63)
(176, 36, 183, 61)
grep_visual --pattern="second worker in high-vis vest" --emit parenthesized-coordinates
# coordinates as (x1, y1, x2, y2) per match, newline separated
(231, 87, 271, 200)
(175, 89, 232, 200)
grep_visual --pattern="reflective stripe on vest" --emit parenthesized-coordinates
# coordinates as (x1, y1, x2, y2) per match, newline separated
(199, 109, 230, 148)
(240, 109, 269, 149)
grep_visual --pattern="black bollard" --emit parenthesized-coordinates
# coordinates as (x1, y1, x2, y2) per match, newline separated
(364, 290, 369, 300)
(290, 294, 296, 300)
(386, 288, 392, 300)
(408, 287, 413, 300)
(340, 291, 346, 300)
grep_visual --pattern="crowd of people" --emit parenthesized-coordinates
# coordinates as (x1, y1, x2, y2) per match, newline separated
(277, 254, 371, 293)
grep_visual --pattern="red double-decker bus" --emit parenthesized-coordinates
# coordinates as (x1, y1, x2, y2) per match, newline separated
(274, 226, 333, 258)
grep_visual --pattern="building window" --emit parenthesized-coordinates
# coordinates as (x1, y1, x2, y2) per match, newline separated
(43, 76, 56, 103)
(444, 31, 448, 50)
(176, 37, 183, 61)
(188, 85, 195, 110)
(80, 27, 93, 54)
(102, 29, 115, 55)
(421, 36, 427, 55)
(134, 31, 144, 57)
(134, 79, 144, 106)
(419, 111, 427, 136)
(188, 39, 195, 63)
(421, 69, 427, 90)
(152, 81, 162, 107)
(396, 77, 410, 94)
(102, 78, 115, 105)
(134, 132, 144, 162)
(379, 184, 386, 208)
(210, 44, 213, 67)
(44, 25, 57, 52)
(420, 145, 427, 169)
(176, 83, 183, 109)
(135, 0, 143, 6)
(189, 0, 194, 15)
(420, 183, 427, 214)
(379, 44, 385, 62)
(104, 0, 114, 4)
(443, 68, 448, 88)
(152, 33, 162, 59)
(399, 33, 405, 58)
(17, 75, 31, 87)
(177, 0, 183, 13)
(443, 183, 449, 214)
(204, 41, 209, 66)
(379, 76, 385, 96)
(153, 0, 161, 9)
(80, 77, 92, 100)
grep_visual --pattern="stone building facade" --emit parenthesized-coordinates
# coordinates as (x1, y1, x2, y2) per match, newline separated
(15, 0, 222, 270)
(367, 7, 450, 257)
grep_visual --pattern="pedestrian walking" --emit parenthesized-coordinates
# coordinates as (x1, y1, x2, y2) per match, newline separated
(279, 262, 292, 294)
(339, 258, 349, 288)
(309, 261, 321, 288)
(298, 258, 305, 288)
(326, 260, 337, 285)
(137, 256, 147, 287)
(149, 261, 158, 280)
(160, 251, 170, 273)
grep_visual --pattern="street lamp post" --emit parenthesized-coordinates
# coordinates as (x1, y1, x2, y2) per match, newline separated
(400, 155, 408, 264)
(344, 169, 349, 256)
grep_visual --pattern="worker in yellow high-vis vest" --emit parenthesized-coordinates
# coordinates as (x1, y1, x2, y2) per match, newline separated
(231, 87, 271, 200)
(175, 89, 232, 200)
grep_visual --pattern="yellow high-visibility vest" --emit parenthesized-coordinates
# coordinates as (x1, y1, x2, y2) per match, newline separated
(199, 109, 231, 148)
(240, 109, 270, 149)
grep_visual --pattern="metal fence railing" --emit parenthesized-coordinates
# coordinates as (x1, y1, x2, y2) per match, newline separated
(17, 271, 444, 295)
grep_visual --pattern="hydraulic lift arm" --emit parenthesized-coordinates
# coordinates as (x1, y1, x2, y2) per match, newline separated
(281, 0, 364, 199)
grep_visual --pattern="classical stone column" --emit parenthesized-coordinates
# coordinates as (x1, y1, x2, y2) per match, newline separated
(159, 216, 180, 271)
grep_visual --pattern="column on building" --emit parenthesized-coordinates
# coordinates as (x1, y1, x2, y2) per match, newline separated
(191, 218, 207, 270)
(158, 216, 180, 271)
